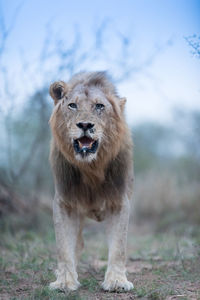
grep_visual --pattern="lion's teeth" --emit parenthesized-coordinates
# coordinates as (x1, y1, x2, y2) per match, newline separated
(78, 140, 94, 149)
(78, 140, 83, 149)
(88, 142, 93, 148)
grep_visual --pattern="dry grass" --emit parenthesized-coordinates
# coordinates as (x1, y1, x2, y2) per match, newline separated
(133, 170, 200, 226)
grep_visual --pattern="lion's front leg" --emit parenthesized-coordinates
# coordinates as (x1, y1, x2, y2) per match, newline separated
(49, 194, 83, 291)
(102, 195, 134, 292)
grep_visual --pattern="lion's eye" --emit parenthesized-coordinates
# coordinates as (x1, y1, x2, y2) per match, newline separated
(95, 103, 105, 110)
(68, 103, 77, 110)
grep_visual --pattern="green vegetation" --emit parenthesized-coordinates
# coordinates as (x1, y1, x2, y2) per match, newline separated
(0, 213, 199, 299)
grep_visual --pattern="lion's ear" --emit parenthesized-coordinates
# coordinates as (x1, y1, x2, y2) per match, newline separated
(119, 97, 127, 111)
(49, 81, 67, 104)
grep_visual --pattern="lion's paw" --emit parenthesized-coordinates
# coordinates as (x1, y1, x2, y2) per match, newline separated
(49, 279, 80, 291)
(102, 273, 134, 292)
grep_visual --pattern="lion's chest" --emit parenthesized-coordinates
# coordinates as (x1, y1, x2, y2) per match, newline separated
(54, 148, 128, 216)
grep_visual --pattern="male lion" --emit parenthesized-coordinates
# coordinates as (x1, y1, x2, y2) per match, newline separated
(49, 71, 133, 292)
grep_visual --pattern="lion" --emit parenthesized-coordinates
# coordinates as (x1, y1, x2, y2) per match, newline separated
(49, 71, 134, 292)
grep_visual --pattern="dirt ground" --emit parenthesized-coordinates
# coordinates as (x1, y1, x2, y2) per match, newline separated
(0, 214, 200, 300)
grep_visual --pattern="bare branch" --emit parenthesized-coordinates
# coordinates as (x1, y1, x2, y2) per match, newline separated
(185, 35, 200, 59)
(0, 1, 24, 57)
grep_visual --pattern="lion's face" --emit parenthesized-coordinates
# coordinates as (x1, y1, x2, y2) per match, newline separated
(49, 75, 126, 165)
(62, 86, 114, 162)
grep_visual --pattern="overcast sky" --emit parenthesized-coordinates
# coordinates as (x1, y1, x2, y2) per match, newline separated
(1, 0, 200, 125)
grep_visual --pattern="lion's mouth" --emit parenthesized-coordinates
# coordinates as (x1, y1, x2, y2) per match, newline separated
(73, 136, 98, 156)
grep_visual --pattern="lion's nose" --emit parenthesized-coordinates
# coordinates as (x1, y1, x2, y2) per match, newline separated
(76, 122, 94, 131)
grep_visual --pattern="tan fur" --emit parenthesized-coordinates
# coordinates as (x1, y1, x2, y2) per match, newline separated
(49, 71, 134, 292)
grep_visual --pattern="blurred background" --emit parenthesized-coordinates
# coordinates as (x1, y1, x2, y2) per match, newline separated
(0, 1, 200, 298)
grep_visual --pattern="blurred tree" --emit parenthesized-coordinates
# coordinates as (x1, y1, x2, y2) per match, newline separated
(0, 4, 172, 201)
(133, 122, 176, 173)
(185, 34, 200, 59)
(173, 110, 200, 181)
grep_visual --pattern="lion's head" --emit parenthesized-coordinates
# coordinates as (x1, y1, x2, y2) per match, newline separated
(49, 72, 128, 170)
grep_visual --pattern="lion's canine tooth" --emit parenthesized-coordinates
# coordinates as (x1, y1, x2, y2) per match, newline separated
(78, 140, 83, 149)
(88, 142, 93, 148)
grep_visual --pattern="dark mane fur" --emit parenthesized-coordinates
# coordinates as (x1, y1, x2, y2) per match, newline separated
(50, 143, 130, 219)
